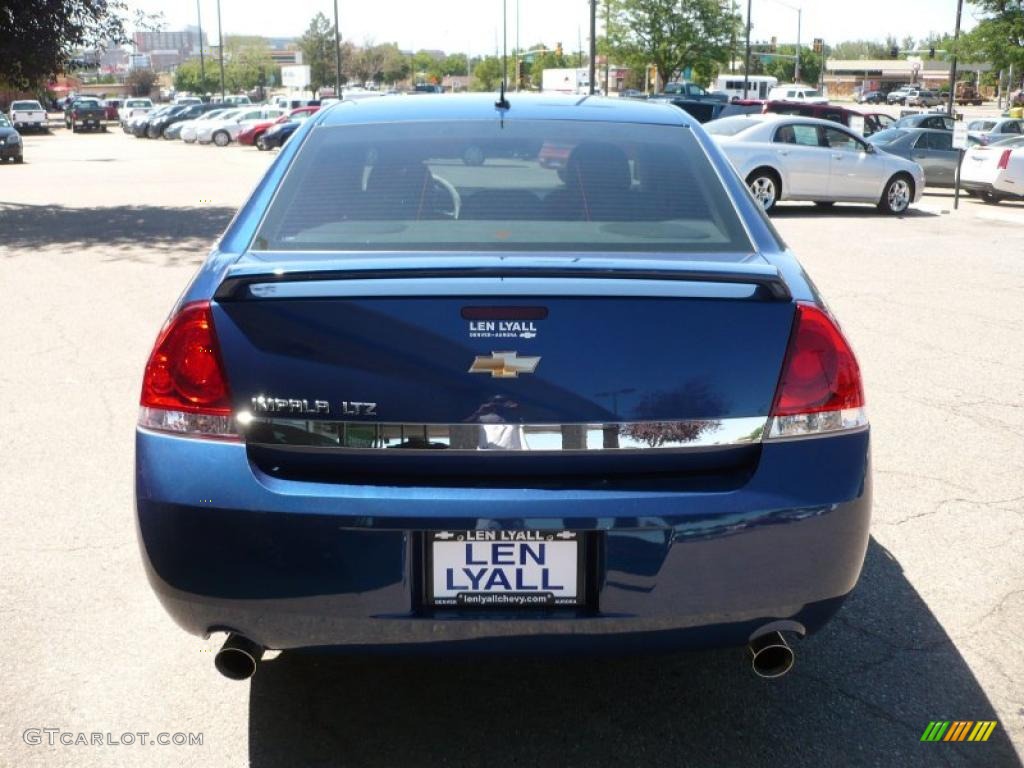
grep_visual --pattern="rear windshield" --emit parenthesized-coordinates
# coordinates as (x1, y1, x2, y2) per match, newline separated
(253, 119, 752, 254)
(126, 100, 151, 108)
(11, 101, 42, 110)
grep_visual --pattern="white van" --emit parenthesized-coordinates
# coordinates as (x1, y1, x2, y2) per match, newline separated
(767, 84, 828, 103)
(714, 75, 777, 101)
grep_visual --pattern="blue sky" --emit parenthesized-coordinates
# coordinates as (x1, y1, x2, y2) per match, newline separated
(128, 0, 977, 54)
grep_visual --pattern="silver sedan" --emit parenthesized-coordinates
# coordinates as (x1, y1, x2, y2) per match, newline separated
(706, 113, 925, 214)
(868, 127, 981, 188)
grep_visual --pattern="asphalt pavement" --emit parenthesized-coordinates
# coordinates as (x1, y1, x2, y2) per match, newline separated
(0, 126, 1021, 768)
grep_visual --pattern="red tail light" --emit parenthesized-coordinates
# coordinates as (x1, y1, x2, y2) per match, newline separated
(997, 150, 1012, 170)
(139, 301, 237, 438)
(768, 303, 866, 439)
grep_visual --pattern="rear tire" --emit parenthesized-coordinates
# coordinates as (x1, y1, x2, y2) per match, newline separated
(878, 173, 913, 215)
(981, 190, 1002, 205)
(213, 130, 230, 147)
(745, 168, 780, 212)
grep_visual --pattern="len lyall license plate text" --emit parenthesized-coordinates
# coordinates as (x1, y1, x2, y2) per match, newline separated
(429, 530, 581, 607)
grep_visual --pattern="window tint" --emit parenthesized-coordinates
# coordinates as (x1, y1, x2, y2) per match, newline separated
(821, 110, 844, 124)
(1002, 122, 1022, 134)
(926, 132, 953, 151)
(823, 127, 863, 151)
(11, 101, 42, 110)
(254, 120, 753, 255)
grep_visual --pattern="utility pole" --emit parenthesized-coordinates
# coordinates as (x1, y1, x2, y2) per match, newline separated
(588, 0, 597, 95)
(743, 0, 752, 99)
(794, 7, 801, 83)
(604, 0, 611, 94)
(515, 0, 520, 91)
(196, 0, 206, 94)
(333, 0, 342, 99)
(215, 0, 225, 102)
(946, 0, 964, 116)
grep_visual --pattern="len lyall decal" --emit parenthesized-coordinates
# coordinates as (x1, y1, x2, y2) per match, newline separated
(920, 721, 998, 742)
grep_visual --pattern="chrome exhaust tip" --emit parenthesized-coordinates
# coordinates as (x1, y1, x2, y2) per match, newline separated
(214, 634, 264, 680)
(747, 631, 794, 679)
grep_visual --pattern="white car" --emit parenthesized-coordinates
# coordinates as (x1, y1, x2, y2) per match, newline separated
(180, 108, 242, 143)
(196, 107, 284, 146)
(706, 113, 925, 214)
(767, 84, 828, 104)
(960, 135, 1024, 203)
(966, 117, 1024, 145)
(118, 98, 153, 126)
(9, 100, 47, 132)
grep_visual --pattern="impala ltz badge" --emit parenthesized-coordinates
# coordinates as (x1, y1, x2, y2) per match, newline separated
(468, 351, 541, 378)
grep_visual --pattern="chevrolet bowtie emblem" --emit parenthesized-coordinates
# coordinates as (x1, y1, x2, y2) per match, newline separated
(468, 351, 541, 378)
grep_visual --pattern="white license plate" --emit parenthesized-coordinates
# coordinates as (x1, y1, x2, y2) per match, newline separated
(427, 531, 583, 607)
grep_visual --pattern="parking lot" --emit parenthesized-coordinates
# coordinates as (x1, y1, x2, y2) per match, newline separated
(1, 126, 1022, 767)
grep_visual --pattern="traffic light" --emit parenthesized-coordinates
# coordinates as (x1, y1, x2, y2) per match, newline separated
(555, 42, 563, 57)
(770, 36, 777, 53)
(929, 46, 935, 59)
(890, 45, 899, 58)
(813, 38, 823, 54)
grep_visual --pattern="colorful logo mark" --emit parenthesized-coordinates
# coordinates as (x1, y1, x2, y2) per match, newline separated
(921, 721, 998, 742)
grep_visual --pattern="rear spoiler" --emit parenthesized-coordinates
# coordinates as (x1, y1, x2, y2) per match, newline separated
(214, 259, 792, 302)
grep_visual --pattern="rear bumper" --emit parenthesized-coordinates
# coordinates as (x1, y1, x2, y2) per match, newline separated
(136, 428, 871, 652)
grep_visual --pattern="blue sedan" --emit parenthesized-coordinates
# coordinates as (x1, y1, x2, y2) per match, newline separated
(135, 94, 870, 681)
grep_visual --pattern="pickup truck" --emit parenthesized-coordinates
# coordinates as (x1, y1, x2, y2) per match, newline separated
(64, 97, 106, 132)
(9, 100, 47, 132)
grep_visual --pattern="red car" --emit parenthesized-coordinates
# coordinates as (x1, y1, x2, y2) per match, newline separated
(238, 106, 319, 147)
(723, 100, 892, 136)
(102, 99, 122, 122)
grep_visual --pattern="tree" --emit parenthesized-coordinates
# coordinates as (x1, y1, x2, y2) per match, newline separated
(956, 0, 1024, 76)
(223, 37, 273, 93)
(828, 39, 892, 60)
(298, 12, 336, 94)
(605, 0, 738, 88)
(125, 67, 156, 96)
(471, 56, 504, 91)
(764, 45, 822, 85)
(173, 57, 220, 95)
(379, 43, 410, 83)
(0, 0, 130, 88)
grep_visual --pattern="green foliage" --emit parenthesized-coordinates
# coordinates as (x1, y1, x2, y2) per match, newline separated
(0, 0, 131, 88)
(956, 0, 1024, 73)
(827, 40, 893, 59)
(222, 37, 273, 93)
(763, 45, 822, 85)
(173, 57, 220, 95)
(471, 56, 504, 91)
(298, 12, 337, 94)
(605, 0, 738, 87)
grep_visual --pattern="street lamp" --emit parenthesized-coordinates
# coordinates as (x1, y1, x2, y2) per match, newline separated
(215, 0, 225, 101)
(947, 0, 964, 116)
(766, 0, 802, 82)
(333, 0, 342, 99)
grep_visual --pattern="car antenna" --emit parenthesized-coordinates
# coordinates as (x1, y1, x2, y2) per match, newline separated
(495, 0, 511, 110)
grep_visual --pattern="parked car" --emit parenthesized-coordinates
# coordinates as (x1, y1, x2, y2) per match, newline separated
(960, 135, 1024, 202)
(135, 94, 871, 680)
(9, 100, 47, 132)
(967, 117, 1024, 145)
(130, 105, 175, 137)
(118, 98, 154, 126)
(0, 114, 24, 163)
(893, 113, 955, 131)
(855, 90, 885, 104)
(886, 86, 915, 105)
(905, 89, 943, 107)
(214, 107, 285, 146)
(868, 127, 979, 187)
(102, 98, 122, 121)
(148, 102, 223, 139)
(256, 117, 303, 150)
(766, 84, 828, 104)
(706, 113, 924, 213)
(648, 95, 728, 123)
(242, 106, 319, 148)
(179, 108, 238, 143)
(64, 97, 106, 132)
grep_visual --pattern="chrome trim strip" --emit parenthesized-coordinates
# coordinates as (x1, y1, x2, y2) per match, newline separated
(244, 277, 761, 300)
(240, 415, 770, 452)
